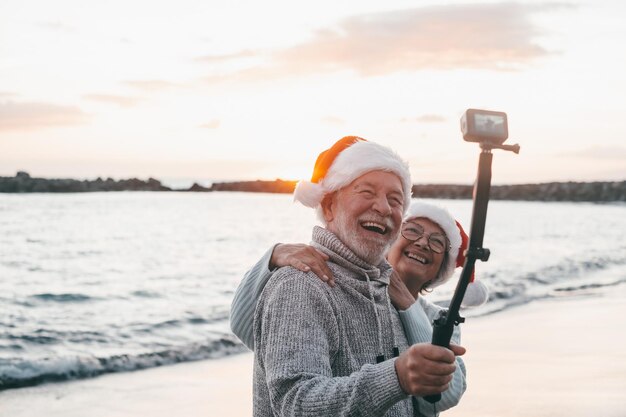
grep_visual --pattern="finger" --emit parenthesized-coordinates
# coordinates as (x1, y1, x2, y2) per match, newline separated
(412, 358, 456, 376)
(403, 377, 450, 397)
(290, 259, 316, 275)
(410, 346, 452, 364)
(322, 264, 335, 287)
(449, 343, 466, 356)
(424, 362, 457, 376)
(413, 373, 453, 387)
(391, 270, 403, 282)
(419, 382, 451, 396)
(314, 248, 329, 260)
(312, 251, 334, 281)
(306, 254, 333, 286)
(422, 346, 456, 363)
(309, 263, 333, 285)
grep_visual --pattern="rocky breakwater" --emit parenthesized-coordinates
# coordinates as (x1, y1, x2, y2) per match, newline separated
(2, 172, 624, 201)
(207, 179, 297, 193)
(411, 181, 626, 202)
(201, 179, 626, 201)
(0, 171, 171, 193)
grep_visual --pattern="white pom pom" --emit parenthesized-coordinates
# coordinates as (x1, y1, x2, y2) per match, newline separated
(293, 180, 326, 208)
(461, 280, 489, 308)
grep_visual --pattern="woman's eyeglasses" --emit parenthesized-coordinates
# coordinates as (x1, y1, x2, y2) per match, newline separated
(400, 223, 449, 254)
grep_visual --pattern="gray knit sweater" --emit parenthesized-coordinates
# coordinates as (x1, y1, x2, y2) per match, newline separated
(254, 226, 421, 416)
(232, 246, 466, 415)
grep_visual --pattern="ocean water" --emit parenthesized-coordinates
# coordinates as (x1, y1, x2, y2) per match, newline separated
(1, 192, 625, 390)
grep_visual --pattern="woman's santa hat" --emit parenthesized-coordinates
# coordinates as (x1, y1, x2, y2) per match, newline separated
(404, 201, 490, 307)
(293, 136, 413, 219)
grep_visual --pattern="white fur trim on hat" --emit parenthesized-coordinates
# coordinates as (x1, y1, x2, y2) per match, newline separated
(293, 180, 325, 208)
(461, 280, 489, 308)
(294, 140, 412, 214)
(403, 201, 462, 288)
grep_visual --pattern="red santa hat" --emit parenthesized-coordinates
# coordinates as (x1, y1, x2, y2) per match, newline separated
(404, 201, 489, 307)
(294, 136, 413, 216)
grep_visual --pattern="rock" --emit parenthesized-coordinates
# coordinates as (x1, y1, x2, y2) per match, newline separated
(1, 172, 624, 201)
(0, 172, 173, 193)
(188, 183, 211, 192)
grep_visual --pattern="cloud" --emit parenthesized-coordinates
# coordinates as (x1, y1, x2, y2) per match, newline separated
(276, 3, 566, 76)
(562, 145, 626, 160)
(0, 92, 18, 98)
(321, 116, 346, 126)
(0, 101, 89, 131)
(83, 94, 140, 107)
(37, 21, 76, 33)
(201, 2, 568, 84)
(122, 80, 179, 92)
(402, 114, 446, 123)
(194, 50, 257, 63)
(199, 119, 220, 129)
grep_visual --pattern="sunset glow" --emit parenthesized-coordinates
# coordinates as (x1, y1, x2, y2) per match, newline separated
(1, 0, 624, 186)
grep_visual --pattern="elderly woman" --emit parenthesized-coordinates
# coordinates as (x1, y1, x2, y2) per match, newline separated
(230, 201, 488, 413)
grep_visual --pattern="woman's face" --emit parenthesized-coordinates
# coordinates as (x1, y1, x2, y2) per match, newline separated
(386, 217, 447, 292)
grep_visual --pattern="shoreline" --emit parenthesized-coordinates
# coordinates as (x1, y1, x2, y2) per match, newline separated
(0, 353, 255, 417)
(2, 172, 624, 201)
(1, 286, 625, 417)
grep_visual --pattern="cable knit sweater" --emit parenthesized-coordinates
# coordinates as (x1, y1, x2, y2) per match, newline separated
(231, 243, 466, 416)
(250, 226, 465, 416)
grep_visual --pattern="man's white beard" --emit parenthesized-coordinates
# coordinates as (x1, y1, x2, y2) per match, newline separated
(333, 209, 394, 266)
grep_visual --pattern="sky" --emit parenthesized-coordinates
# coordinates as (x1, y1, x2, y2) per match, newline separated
(1, 0, 625, 186)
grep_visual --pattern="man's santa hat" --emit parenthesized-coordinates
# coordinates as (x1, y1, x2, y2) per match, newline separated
(294, 136, 413, 218)
(404, 202, 490, 307)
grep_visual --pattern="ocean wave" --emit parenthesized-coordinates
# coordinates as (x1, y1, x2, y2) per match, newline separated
(131, 313, 229, 333)
(553, 277, 626, 293)
(0, 336, 247, 390)
(521, 255, 626, 284)
(490, 252, 624, 294)
(130, 290, 162, 298)
(4, 329, 112, 347)
(434, 254, 626, 317)
(7, 333, 60, 345)
(29, 293, 96, 303)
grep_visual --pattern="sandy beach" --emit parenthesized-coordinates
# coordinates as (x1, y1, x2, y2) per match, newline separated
(445, 286, 626, 417)
(0, 353, 255, 417)
(2, 285, 625, 417)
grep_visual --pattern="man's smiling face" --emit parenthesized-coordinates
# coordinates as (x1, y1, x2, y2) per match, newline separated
(323, 170, 404, 265)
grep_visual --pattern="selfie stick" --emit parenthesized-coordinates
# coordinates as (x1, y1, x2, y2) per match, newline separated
(424, 140, 519, 404)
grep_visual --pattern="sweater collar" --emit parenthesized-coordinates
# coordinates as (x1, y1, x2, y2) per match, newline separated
(310, 226, 392, 284)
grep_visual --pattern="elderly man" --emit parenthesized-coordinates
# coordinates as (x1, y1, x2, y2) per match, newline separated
(251, 136, 464, 416)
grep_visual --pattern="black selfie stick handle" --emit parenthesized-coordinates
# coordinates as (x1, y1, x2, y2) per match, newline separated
(423, 314, 456, 403)
(424, 148, 493, 404)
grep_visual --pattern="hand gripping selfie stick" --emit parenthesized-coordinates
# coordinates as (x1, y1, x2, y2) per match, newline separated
(424, 109, 520, 404)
